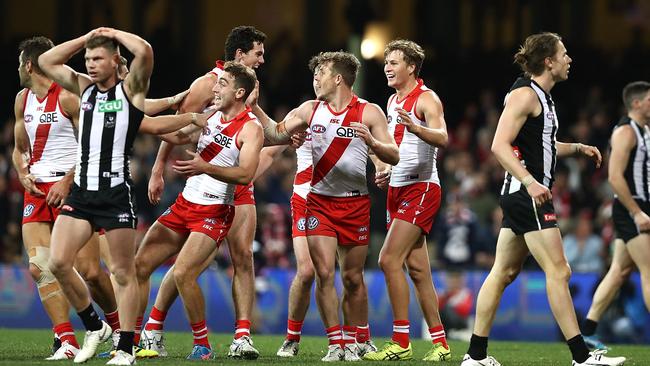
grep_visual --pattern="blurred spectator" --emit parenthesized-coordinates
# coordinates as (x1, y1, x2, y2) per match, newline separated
(564, 210, 605, 273)
(438, 271, 473, 340)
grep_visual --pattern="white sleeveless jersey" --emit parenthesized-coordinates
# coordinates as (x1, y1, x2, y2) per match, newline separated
(292, 131, 312, 199)
(22, 83, 77, 183)
(309, 96, 369, 197)
(387, 79, 440, 187)
(182, 108, 256, 205)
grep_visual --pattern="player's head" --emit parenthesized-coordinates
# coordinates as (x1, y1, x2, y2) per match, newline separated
(383, 39, 425, 89)
(225, 26, 266, 69)
(18, 36, 55, 87)
(309, 51, 360, 101)
(514, 32, 570, 81)
(623, 81, 650, 119)
(212, 61, 257, 111)
(84, 35, 121, 83)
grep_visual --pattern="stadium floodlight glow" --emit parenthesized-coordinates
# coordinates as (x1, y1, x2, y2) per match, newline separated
(360, 22, 391, 60)
(361, 39, 379, 59)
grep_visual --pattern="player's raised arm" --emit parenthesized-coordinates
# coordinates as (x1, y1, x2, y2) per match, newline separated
(249, 87, 314, 145)
(38, 32, 95, 95)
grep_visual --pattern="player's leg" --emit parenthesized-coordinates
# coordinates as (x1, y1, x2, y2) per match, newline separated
(338, 243, 368, 361)
(462, 228, 527, 365)
(225, 204, 259, 358)
(626, 234, 650, 311)
(583, 239, 633, 349)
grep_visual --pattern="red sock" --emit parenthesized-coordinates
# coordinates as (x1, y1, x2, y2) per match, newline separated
(343, 325, 356, 347)
(144, 306, 167, 331)
(429, 325, 448, 349)
(286, 319, 303, 342)
(325, 325, 343, 347)
(54, 322, 79, 348)
(235, 319, 251, 339)
(356, 324, 370, 343)
(392, 320, 410, 348)
(104, 310, 120, 332)
(191, 320, 211, 348)
(133, 316, 143, 345)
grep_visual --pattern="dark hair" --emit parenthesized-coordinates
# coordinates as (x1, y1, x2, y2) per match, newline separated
(622, 81, 650, 111)
(18, 36, 54, 75)
(224, 26, 267, 61)
(223, 61, 257, 100)
(308, 51, 361, 87)
(384, 39, 425, 77)
(85, 35, 119, 53)
(513, 32, 562, 77)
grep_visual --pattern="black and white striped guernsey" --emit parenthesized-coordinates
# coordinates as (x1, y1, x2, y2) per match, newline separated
(613, 116, 650, 201)
(75, 81, 143, 191)
(501, 77, 558, 196)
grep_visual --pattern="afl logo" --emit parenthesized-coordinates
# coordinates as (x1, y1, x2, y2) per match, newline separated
(23, 204, 35, 217)
(546, 111, 555, 122)
(311, 124, 326, 134)
(297, 217, 306, 231)
(307, 216, 320, 230)
(24, 114, 34, 123)
(81, 102, 94, 111)
(202, 127, 211, 136)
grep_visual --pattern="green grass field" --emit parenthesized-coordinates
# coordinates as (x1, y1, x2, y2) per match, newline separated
(0, 328, 647, 365)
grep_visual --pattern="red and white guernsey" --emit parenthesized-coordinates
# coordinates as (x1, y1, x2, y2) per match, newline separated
(182, 108, 257, 205)
(292, 132, 312, 199)
(22, 83, 77, 183)
(387, 79, 440, 187)
(308, 95, 369, 197)
(208, 60, 225, 80)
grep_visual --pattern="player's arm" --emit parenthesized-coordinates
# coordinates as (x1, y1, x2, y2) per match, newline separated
(556, 141, 602, 167)
(172, 121, 264, 185)
(370, 154, 391, 190)
(102, 28, 153, 103)
(608, 126, 650, 231)
(159, 120, 205, 145)
(12, 90, 44, 197)
(492, 87, 550, 206)
(409, 91, 448, 148)
(38, 33, 94, 95)
(139, 111, 207, 135)
(144, 89, 189, 115)
(352, 103, 399, 165)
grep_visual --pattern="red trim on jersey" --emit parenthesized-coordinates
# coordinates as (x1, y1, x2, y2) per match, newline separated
(208, 60, 225, 77)
(29, 84, 61, 165)
(395, 79, 424, 104)
(57, 85, 72, 119)
(393, 81, 427, 147)
(386, 94, 397, 112)
(294, 166, 313, 185)
(199, 108, 252, 162)
(413, 90, 433, 121)
(307, 101, 320, 126)
(21, 88, 29, 112)
(325, 95, 359, 116)
(311, 96, 361, 187)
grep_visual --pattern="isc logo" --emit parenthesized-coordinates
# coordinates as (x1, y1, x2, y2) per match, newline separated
(336, 127, 357, 138)
(213, 133, 232, 148)
(98, 99, 123, 113)
(39, 112, 58, 123)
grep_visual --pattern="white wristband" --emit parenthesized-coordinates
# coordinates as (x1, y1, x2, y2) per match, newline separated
(521, 175, 535, 188)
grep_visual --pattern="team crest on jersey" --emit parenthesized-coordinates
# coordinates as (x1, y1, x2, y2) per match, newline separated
(24, 114, 33, 123)
(311, 124, 326, 134)
(105, 115, 116, 128)
(296, 217, 306, 231)
(307, 216, 319, 230)
(23, 204, 35, 217)
(81, 102, 94, 111)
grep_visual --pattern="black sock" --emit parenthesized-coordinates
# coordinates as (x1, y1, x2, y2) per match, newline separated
(467, 334, 488, 360)
(117, 331, 134, 354)
(582, 318, 598, 336)
(567, 335, 590, 363)
(77, 304, 102, 331)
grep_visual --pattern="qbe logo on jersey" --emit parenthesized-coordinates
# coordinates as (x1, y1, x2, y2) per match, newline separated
(307, 216, 319, 230)
(23, 203, 35, 217)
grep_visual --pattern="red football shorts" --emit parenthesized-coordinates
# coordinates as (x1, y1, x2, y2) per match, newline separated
(234, 183, 255, 206)
(291, 193, 308, 238)
(305, 192, 370, 245)
(387, 182, 441, 234)
(23, 182, 60, 224)
(157, 193, 234, 244)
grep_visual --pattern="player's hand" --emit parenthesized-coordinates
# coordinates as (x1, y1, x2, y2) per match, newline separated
(168, 89, 190, 110)
(245, 81, 260, 107)
(350, 122, 376, 148)
(527, 181, 552, 207)
(94, 27, 118, 39)
(192, 111, 211, 128)
(46, 178, 72, 208)
(148, 170, 164, 205)
(577, 144, 602, 168)
(633, 211, 650, 233)
(172, 150, 208, 177)
(19, 174, 45, 197)
(396, 107, 420, 134)
(375, 169, 391, 190)
(290, 131, 307, 149)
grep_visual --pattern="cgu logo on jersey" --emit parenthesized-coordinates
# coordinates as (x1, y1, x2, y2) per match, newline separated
(98, 99, 123, 113)
(336, 126, 358, 138)
(39, 112, 58, 124)
(213, 133, 233, 148)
